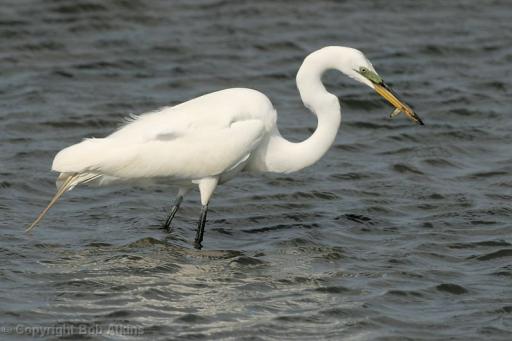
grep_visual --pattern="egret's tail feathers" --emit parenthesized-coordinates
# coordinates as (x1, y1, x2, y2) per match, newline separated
(55, 172, 102, 189)
(26, 172, 101, 233)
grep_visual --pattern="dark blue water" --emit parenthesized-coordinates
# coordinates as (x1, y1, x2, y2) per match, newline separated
(1, 0, 511, 339)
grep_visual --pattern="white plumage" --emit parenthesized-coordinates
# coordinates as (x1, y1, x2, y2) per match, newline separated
(54, 88, 273, 181)
(28, 46, 423, 248)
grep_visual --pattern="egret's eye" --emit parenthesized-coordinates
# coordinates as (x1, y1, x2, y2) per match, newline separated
(360, 67, 368, 73)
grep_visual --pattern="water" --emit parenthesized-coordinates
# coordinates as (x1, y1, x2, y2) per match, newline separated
(1, 0, 511, 339)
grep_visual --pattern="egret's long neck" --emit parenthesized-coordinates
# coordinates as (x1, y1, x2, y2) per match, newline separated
(260, 48, 343, 173)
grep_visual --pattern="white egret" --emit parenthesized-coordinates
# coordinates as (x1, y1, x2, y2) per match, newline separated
(28, 46, 423, 248)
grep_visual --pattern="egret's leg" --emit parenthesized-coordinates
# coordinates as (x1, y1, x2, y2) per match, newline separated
(163, 187, 190, 231)
(194, 204, 208, 249)
(163, 196, 183, 231)
(193, 177, 219, 249)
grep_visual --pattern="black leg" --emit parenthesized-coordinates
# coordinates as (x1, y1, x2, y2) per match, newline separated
(163, 196, 183, 231)
(194, 204, 208, 249)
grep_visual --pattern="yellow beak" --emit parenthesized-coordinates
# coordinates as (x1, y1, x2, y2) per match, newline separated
(374, 83, 424, 125)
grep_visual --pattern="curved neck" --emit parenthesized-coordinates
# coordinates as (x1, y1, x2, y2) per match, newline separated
(262, 48, 344, 173)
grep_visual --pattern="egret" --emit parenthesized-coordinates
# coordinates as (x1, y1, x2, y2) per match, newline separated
(27, 46, 423, 248)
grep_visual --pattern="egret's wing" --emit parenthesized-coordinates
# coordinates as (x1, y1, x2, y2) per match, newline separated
(53, 119, 267, 180)
(120, 119, 266, 179)
(53, 89, 275, 177)
(111, 106, 232, 143)
(109, 88, 276, 144)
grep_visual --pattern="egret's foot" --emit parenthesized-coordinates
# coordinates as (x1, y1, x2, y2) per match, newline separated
(194, 204, 208, 249)
(193, 240, 203, 250)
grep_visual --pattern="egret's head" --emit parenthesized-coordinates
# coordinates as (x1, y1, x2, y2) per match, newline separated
(338, 47, 424, 125)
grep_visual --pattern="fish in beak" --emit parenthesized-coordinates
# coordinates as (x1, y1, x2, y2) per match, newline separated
(374, 82, 424, 125)
(356, 67, 424, 125)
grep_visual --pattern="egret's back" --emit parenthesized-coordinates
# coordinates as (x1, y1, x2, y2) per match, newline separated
(52, 88, 276, 180)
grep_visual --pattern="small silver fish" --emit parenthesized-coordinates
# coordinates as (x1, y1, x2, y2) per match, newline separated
(389, 107, 402, 118)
